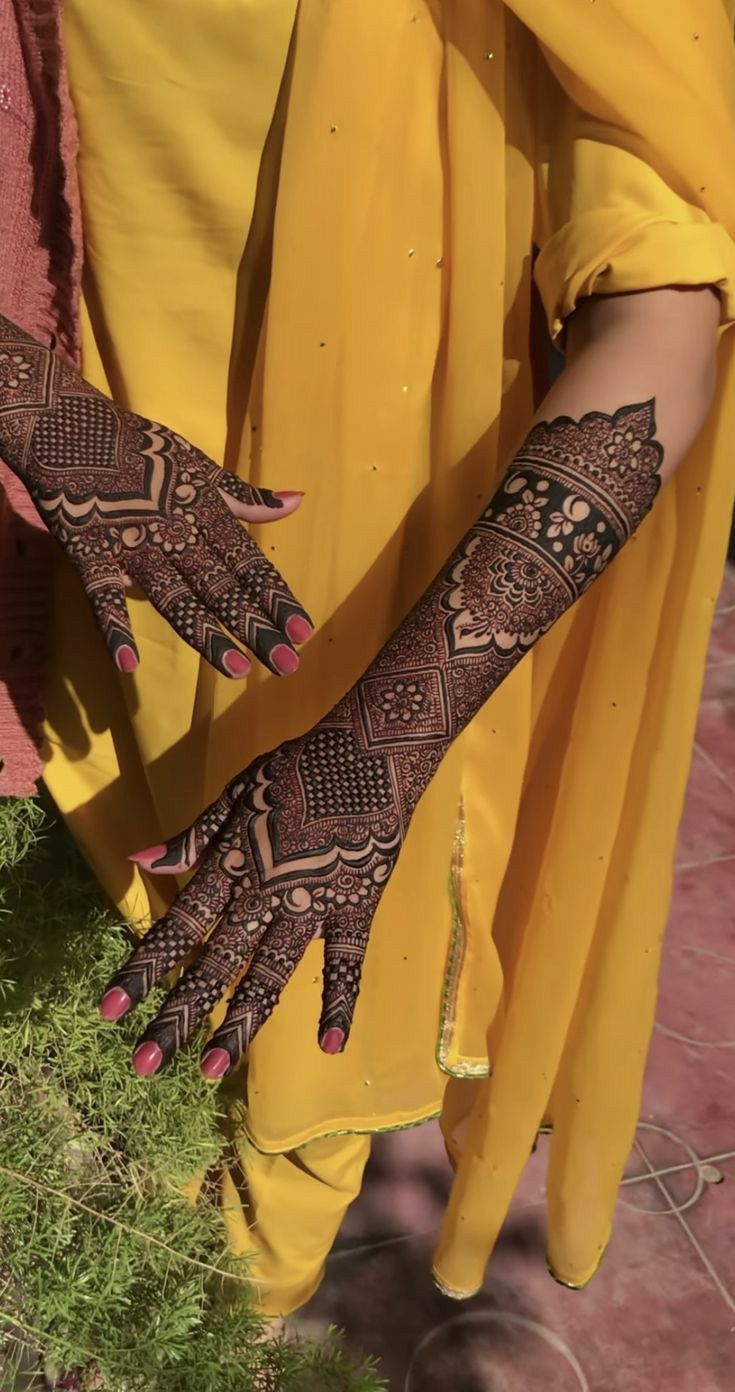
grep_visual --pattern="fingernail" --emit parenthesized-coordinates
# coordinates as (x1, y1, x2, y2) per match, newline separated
(201, 1047, 231, 1080)
(99, 986, 132, 1021)
(272, 644, 300, 675)
(320, 1027, 345, 1055)
(222, 649, 251, 678)
(129, 844, 167, 866)
(273, 490, 305, 503)
(285, 615, 313, 645)
(116, 644, 138, 673)
(133, 1041, 163, 1076)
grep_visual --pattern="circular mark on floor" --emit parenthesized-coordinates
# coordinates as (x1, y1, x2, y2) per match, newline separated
(404, 1309, 589, 1392)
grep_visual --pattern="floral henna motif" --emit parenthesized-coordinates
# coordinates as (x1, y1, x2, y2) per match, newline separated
(101, 401, 664, 1075)
(0, 314, 311, 675)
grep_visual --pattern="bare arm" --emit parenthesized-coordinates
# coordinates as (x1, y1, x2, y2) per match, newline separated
(558, 286, 720, 472)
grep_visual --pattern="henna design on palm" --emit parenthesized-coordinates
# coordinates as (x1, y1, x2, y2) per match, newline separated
(0, 315, 311, 675)
(98, 401, 663, 1076)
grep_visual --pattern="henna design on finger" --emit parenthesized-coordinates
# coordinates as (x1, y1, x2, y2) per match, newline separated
(125, 551, 251, 676)
(73, 561, 139, 669)
(215, 475, 285, 509)
(318, 911, 374, 1049)
(137, 778, 248, 873)
(105, 852, 234, 1009)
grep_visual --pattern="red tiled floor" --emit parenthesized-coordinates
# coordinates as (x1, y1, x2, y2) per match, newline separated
(673, 747, 735, 868)
(696, 699, 735, 786)
(640, 1026, 735, 1160)
(703, 576, 735, 671)
(676, 1154, 735, 1303)
(667, 857, 735, 962)
(629, 1125, 731, 1216)
(701, 660, 735, 703)
(298, 566, 735, 1390)
(656, 932, 735, 1050)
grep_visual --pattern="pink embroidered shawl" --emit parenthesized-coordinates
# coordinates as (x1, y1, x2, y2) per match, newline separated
(0, 0, 81, 793)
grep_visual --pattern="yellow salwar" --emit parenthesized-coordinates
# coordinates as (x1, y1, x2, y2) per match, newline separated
(47, 0, 735, 1308)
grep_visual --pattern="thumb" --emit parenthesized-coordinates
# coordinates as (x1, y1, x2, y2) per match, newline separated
(218, 475, 304, 523)
(130, 777, 243, 874)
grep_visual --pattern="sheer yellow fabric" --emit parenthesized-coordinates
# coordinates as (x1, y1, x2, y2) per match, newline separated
(50, 0, 735, 1301)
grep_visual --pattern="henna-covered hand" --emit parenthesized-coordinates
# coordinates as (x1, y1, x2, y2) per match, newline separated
(99, 400, 663, 1077)
(0, 314, 312, 676)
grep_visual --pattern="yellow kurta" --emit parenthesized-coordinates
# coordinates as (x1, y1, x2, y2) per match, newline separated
(48, 0, 735, 1300)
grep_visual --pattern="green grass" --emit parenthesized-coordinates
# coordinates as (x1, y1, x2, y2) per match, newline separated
(0, 797, 385, 1392)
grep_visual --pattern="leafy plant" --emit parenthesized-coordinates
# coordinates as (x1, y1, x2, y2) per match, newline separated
(0, 797, 385, 1392)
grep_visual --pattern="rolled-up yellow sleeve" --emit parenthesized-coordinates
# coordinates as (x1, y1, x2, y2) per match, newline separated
(535, 115, 735, 339)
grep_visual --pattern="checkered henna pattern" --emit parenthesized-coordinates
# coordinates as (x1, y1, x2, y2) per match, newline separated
(0, 314, 311, 675)
(104, 401, 663, 1073)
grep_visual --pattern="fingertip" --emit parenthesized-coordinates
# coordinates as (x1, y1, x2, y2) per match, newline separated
(129, 843, 167, 867)
(219, 486, 303, 523)
(272, 489, 305, 513)
(271, 644, 300, 676)
(99, 986, 132, 1021)
(319, 1026, 346, 1056)
(133, 1040, 163, 1076)
(129, 843, 187, 874)
(285, 614, 313, 645)
(221, 648, 251, 679)
(200, 1047, 232, 1081)
(115, 643, 139, 673)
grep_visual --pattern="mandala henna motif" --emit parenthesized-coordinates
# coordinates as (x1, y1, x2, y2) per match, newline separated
(0, 314, 311, 674)
(101, 400, 664, 1074)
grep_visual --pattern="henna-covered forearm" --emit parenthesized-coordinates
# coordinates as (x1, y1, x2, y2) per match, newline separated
(0, 313, 311, 675)
(341, 399, 662, 829)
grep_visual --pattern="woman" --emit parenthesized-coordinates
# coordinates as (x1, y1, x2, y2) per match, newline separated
(2, 0, 735, 1315)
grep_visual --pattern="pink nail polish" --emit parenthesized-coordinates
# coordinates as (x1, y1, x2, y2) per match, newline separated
(99, 986, 132, 1021)
(285, 615, 313, 645)
(274, 490, 305, 502)
(116, 644, 138, 673)
(129, 844, 167, 866)
(201, 1047, 231, 1080)
(222, 649, 251, 678)
(272, 644, 299, 676)
(320, 1027, 345, 1055)
(133, 1041, 163, 1076)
